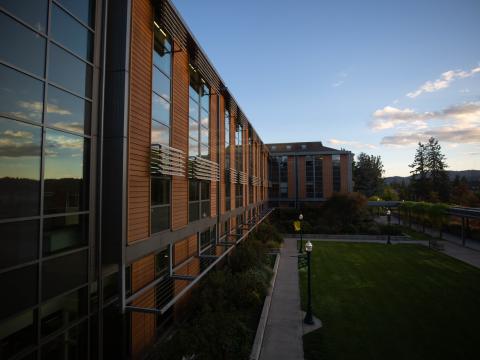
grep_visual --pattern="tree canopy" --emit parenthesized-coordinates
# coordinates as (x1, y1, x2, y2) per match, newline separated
(353, 152, 384, 197)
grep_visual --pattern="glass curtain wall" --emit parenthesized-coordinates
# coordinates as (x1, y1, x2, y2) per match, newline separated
(151, 25, 172, 233)
(305, 155, 323, 199)
(0, 0, 96, 359)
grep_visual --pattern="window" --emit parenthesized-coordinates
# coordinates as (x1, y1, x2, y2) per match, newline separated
(0, 265, 38, 320)
(40, 321, 88, 360)
(57, 0, 96, 28)
(42, 250, 88, 300)
(43, 214, 88, 255)
(235, 121, 243, 208)
(1, 0, 48, 33)
(305, 156, 323, 198)
(155, 247, 170, 278)
(0, 117, 42, 219)
(0, 220, 39, 269)
(0, 12, 46, 76)
(44, 129, 89, 214)
(332, 154, 341, 192)
(151, 27, 172, 233)
(40, 286, 88, 337)
(225, 110, 231, 211)
(189, 180, 210, 222)
(188, 67, 209, 158)
(279, 156, 288, 199)
(199, 229, 212, 251)
(188, 67, 210, 221)
(0, 308, 36, 359)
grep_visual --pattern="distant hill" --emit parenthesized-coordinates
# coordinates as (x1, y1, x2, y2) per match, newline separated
(384, 170, 480, 186)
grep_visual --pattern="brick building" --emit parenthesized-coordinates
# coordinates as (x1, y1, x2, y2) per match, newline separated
(268, 142, 353, 208)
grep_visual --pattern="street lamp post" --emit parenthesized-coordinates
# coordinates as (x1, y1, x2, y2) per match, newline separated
(299, 213, 304, 253)
(304, 240, 314, 325)
(386, 209, 391, 245)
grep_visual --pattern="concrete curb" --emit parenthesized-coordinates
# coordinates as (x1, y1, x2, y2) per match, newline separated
(249, 253, 281, 360)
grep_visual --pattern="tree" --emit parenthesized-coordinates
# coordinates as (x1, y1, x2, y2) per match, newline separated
(353, 152, 385, 197)
(425, 137, 449, 201)
(409, 142, 429, 200)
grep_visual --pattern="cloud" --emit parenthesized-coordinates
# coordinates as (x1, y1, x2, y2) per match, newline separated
(3, 130, 34, 139)
(328, 138, 377, 150)
(380, 127, 480, 146)
(406, 65, 480, 98)
(332, 80, 344, 87)
(332, 71, 348, 88)
(370, 102, 480, 131)
(371, 101, 480, 147)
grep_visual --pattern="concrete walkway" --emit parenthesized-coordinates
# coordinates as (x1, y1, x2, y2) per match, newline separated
(259, 238, 304, 360)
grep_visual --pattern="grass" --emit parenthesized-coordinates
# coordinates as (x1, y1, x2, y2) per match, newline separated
(299, 242, 480, 360)
(398, 225, 439, 241)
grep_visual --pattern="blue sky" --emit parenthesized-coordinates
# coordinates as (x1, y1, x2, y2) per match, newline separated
(172, 0, 480, 176)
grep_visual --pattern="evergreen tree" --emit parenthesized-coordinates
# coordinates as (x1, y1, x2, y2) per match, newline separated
(425, 137, 449, 201)
(409, 142, 429, 200)
(353, 153, 384, 197)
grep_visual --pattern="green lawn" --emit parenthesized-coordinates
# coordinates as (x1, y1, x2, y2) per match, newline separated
(299, 242, 480, 360)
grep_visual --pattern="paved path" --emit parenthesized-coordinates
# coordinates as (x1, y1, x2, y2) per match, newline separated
(259, 238, 304, 360)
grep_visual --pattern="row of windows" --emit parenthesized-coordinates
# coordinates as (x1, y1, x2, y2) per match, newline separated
(306, 155, 323, 198)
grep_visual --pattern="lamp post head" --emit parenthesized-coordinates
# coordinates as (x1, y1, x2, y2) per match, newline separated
(305, 240, 313, 253)
(386, 209, 391, 216)
(299, 213, 304, 221)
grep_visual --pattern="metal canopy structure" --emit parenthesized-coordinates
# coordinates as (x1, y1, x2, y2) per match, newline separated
(124, 208, 274, 315)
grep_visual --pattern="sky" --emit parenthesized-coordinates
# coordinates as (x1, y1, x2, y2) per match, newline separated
(172, 0, 480, 176)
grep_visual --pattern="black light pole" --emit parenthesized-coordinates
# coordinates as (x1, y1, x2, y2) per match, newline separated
(299, 213, 304, 253)
(386, 209, 391, 245)
(304, 240, 314, 325)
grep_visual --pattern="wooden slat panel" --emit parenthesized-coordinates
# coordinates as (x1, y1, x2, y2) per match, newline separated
(323, 155, 333, 198)
(219, 95, 226, 214)
(171, 41, 189, 230)
(127, 0, 152, 244)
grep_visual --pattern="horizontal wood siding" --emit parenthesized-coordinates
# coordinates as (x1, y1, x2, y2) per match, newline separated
(127, 0, 152, 244)
(171, 41, 189, 230)
(219, 95, 225, 214)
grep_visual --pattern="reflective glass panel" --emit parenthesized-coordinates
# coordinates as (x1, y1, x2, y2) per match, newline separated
(0, 0, 47, 33)
(0, 220, 38, 269)
(57, 0, 95, 28)
(200, 144, 209, 157)
(201, 201, 210, 218)
(155, 248, 169, 278)
(188, 97, 198, 121)
(42, 250, 88, 300)
(189, 181, 199, 201)
(0, 265, 37, 320)
(200, 126, 208, 146)
(46, 85, 90, 134)
(152, 93, 169, 126)
(0, 12, 46, 76)
(189, 118, 198, 136)
(200, 109, 209, 128)
(43, 214, 88, 255)
(51, 4, 93, 61)
(151, 120, 169, 145)
(151, 178, 170, 205)
(151, 206, 169, 233)
(41, 287, 87, 337)
(200, 86, 209, 111)
(0, 65, 44, 122)
(0, 117, 41, 219)
(153, 68, 170, 101)
(189, 84, 198, 101)
(49, 44, 92, 98)
(0, 308, 36, 359)
(189, 138, 198, 157)
(153, 34, 171, 76)
(44, 129, 88, 214)
(201, 182, 210, 200)
(41, 321, 88, 360)
(189, 202, 199, 222)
